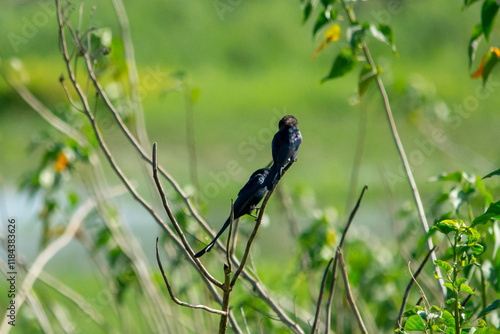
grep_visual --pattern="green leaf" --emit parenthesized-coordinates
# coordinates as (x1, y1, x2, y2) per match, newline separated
(435, 259, 453, 272)
(432, 220, 459, 234)
(442, 310, 455, 327)
(402, 306, 424, 317)
(481, 0, 500, 42)
(483, 167, 500, 179)
(370, 24, 397, 54)
(321, 48, 358, 83)
(303, 2, 313, 23)
(460, 283, 476, 295)
(478, 299, 500, 317)
(468, 24, 483, 68)
(404, 314, 426, 331)
(471, 244, 484, 255)
(432, 171, 463, 182)
(358, 63, 378, 98)
(481, 47, 500, 86)
(313, 9, 329, 35)
(444, 282, 456, 292)
(464, 227, 481, 245)
(347, 24, 366, 50)
(475, 176, 493, 206)
(313, 7, 337, 36)
(473, 200, 500, 226)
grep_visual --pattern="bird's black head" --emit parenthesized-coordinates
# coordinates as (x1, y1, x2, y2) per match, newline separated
(278, 115, 298, 130)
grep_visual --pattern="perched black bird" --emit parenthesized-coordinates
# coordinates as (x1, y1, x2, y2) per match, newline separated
(269, 115, 302, 186)
(194, 168, 270, 258)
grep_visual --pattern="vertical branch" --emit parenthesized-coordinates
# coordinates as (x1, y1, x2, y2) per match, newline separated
(337, 248, 368, 334)
(324, 185, 368, 332)
(311, 258, 333, 333)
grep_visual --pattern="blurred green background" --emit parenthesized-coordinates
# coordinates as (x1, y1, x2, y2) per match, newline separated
(0, 0, 499, 332)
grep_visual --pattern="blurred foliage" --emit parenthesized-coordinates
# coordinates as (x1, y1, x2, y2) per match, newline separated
(0, 0, 499, 333)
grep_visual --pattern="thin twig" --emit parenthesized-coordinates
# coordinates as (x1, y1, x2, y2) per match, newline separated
(152, 142, 223, 288)
(337, 248, 368, 334)
(155, 238, 226, 316)
(311, 258, 333, 333)
(396, 246, 437, 330)
(325, 185, 368, 331)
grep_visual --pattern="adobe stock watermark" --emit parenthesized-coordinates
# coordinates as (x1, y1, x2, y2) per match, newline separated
(8, 0, 55, 53)
(197, 107, 287, 203)
(102, 65, 170, 133)
(370, 0, 416, 25)
(213, 0, 243, 21)
(383, 77, 500, 190)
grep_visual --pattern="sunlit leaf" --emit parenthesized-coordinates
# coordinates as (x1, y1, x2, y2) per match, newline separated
(432, 220, 459, 234)
(404, 315, 426, 331)
(470, 244, 484, 255)
(460, 283, 476, 295)
(444, 282, 456, 292)
(481, 0, 499, 42)
(468, 24, 483, 68)
(442, 310, 455, 328)
(321, 47, 358, 83)
(435, 259, 453, 272)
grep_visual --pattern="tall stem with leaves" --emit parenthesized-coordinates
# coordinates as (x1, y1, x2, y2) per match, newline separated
(302, 0, 446, 298)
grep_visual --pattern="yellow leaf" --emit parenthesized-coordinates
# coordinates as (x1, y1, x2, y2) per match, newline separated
(55, 151, 69, 173)
(471, 56, 485, 78)
(324, 24, 341, 42)
(312, 41, 328, 60)
(471, 46, 500, 79)
(312, 24, 342, 60)
(492, 46, 500, 58)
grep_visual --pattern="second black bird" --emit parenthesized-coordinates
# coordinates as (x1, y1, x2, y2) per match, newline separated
(269, 115, 302, 186)
(194, 168, 270, 258)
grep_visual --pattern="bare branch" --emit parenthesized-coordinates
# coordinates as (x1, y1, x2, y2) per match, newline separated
(337, 248, 368, 334)
(325, 185, 368, 331)
(311, 257, 333, 333)
(152, 143, 223, 288)
(396, 246, 437, 331)
(155, 238, 226, 316)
